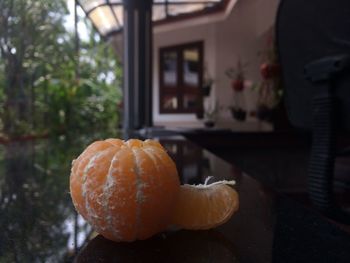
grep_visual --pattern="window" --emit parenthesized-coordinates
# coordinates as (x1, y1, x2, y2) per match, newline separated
(159, 41, 203, 114)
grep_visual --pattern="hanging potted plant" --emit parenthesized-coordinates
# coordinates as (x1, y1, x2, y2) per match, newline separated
(256, 32, 283, 123)
(260, 62, 280, 80)
(203, 101, 220, 128)
(225, 59, 248, 122)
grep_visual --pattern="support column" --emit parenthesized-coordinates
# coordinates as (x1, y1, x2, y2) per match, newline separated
(123, 0, 153, 131)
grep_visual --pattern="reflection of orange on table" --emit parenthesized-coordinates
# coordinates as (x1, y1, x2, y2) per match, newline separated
(70, 138, 239, 242)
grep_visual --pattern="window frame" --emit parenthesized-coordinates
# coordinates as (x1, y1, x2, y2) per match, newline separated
(159, 41, 204, 114)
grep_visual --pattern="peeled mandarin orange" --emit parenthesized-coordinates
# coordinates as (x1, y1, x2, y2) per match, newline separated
(70, 139, 239, 242)
(170, 180, 239, 230)
(70, 138, 180, 242)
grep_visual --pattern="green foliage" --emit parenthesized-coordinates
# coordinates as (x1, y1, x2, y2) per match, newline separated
(0, 134, 120, 262)
(39, 33, 122, 134)
(0, 0, 122, 137)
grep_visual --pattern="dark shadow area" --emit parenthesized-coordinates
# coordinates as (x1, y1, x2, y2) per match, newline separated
(76, 230, 239, 263)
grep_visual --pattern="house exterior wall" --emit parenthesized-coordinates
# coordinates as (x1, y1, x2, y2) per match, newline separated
(153, 0, 279, 130)
(153, 20, 216, 128)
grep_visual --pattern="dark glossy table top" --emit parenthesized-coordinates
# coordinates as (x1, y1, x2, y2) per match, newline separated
(0, 132, 350, 262)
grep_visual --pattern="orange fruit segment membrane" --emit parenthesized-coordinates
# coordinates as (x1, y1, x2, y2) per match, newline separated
(170, 180, 239, 230)
(70, 139, 239, 242)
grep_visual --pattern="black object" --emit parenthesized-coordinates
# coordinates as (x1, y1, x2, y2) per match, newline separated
(257, 105, 275, 123)
(277, 0, 350, 223)
(230, 108, 247, 122)
(204, 120, 215, 128)
(123, 0, 153, 130)
(202, 85, 211, 97)
(273, 198, 350, 263)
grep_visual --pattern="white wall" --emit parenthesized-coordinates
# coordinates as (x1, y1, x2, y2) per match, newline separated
(153, 0, 279, 131)
(256, 0, 280, 37)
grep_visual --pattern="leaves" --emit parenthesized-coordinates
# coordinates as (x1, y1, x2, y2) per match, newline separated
(0, 0, 122, 136)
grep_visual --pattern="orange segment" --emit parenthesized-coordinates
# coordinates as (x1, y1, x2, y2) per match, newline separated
(106, 146, 139, 241)
(170, 182, 239, 230)
(132, 147, 179, 239)
(84, 146, 119, 234)
(70, 141, 114, 216)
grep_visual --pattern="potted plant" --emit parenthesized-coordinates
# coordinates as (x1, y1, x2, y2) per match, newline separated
(225, 59, 248, 122)
(255, 82, 282, 123)
(225, 60, 248, 91)
(202, 78, 214, 97)
(255, 32, 283, 123)
(203, 101, 220, 128)
(202, 64, 214, 97)
(230, 106, 247, 122)
(260, 62, 280, 80)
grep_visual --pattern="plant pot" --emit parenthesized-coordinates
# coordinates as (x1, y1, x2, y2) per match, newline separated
(196, 110, 204, 120)
(256, 105, 275, 123)
(204, 120, 215, 128)
(230, 108, 247, 122)
(202, 85, 211, 97)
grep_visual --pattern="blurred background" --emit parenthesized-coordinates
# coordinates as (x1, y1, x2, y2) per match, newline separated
(0, 0, 299, 262)
(0, 0, 123, 139)
(0, 1, 123, 261)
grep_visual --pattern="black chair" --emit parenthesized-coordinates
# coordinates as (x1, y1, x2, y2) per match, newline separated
(276, 0, 350, 223)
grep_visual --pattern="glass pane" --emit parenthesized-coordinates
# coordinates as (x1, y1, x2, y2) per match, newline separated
(183, 48, 200, 87)
(162, 52, 178, 86)
(112, 6, 123, 27)
(183, 94, 198, 110)
(89, 6, 118, 36)
(153, 5, 166, 21)
(79, 0, 107, 13)
(162, 95, 178, 110)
